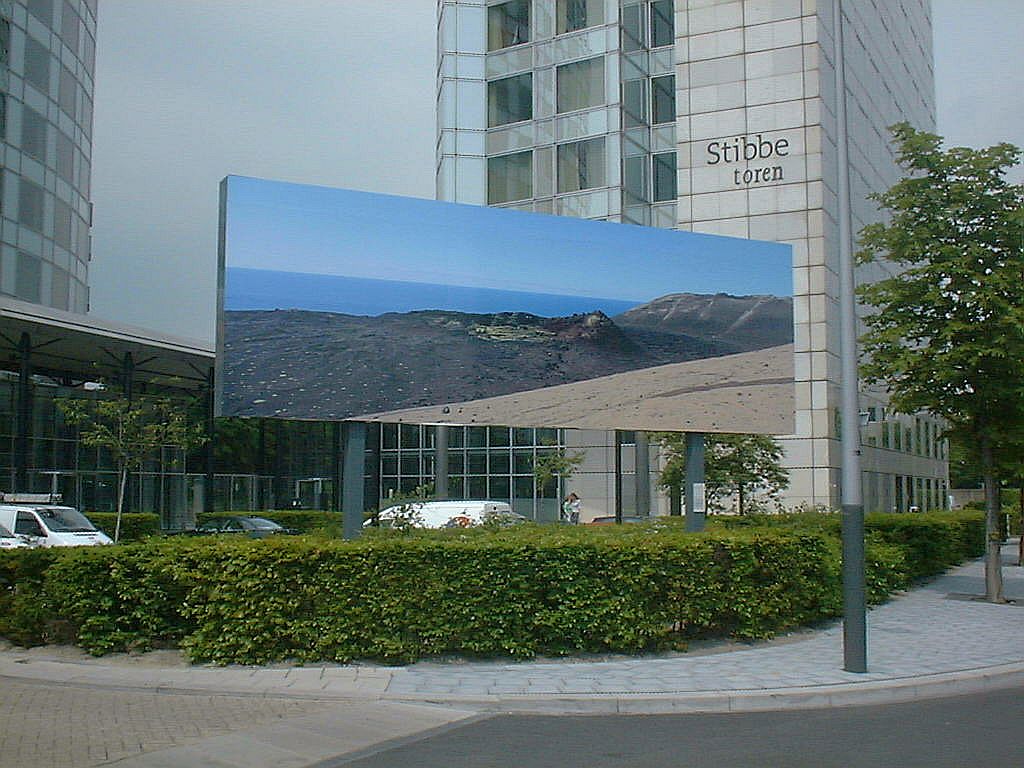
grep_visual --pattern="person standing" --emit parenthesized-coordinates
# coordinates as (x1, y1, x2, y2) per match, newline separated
(562, 492, 581, 524)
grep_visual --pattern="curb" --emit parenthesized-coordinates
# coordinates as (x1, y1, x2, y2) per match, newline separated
(382, 662, 1024, 714)
(2, 660, 1022, 715)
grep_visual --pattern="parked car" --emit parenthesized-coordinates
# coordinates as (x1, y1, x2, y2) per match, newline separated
(586, 515, 648, 525)
(192, 516, 298, 538)
(0, 521, 32, 550)
(0, 494, 112, 547)
(371, 500, 526, 529)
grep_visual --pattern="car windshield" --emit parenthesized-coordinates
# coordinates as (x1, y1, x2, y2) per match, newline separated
(35, 507, 96, 532)
(243, 518, 282, 530)
(0, 523, 14, 538)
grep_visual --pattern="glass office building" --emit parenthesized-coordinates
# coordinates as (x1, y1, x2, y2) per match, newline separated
(436, 0, 949, 512)
(0, 2, 220, 524)
(1, 0, 96, 313)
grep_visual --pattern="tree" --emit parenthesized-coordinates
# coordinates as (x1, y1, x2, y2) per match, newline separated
(533, 448, 585, 500)
(60, 394, 207, 542)
(656, 433, 788, 515)
(856, 123, 1024, 602)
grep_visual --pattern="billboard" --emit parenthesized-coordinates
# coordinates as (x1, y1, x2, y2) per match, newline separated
(217, 176, 794, 434)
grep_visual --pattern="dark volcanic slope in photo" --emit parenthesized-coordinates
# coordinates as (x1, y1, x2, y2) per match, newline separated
(222, 306, 747, 419)
(615, 293, 793, 353)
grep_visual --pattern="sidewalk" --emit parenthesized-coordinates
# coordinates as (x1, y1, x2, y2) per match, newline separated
(1, 542, 1021, 767)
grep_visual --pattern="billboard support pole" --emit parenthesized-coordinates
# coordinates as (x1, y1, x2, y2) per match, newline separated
(203, 367, 215, 515)
(833, 0, 867, 674)
(331, 422, 343, 513)
(122, 353, 134, 515)
(614, 431, 623, 523)
(684, 433, 705, 532)
(434, 425, 449, 500)
(341, 421, 366, 539)
(635, 431, 650, 517)
(14, 333, 31, 493)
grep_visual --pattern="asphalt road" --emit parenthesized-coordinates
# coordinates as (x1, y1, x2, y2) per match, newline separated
(328, 686, 1024, 768)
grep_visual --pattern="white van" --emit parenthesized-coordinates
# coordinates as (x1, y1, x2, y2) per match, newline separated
(0, 521, 31, 550)
(0, 494, 112, 547)
(372, 500, 524, 529)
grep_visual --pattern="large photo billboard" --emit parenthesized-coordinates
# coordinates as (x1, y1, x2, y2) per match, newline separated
(217, 176, 794, 434)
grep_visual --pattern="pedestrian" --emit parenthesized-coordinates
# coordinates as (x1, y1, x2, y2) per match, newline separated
(562, 492, 581, 525)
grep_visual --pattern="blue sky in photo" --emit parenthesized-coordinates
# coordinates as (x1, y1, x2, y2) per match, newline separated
(223, 175, 792, 315)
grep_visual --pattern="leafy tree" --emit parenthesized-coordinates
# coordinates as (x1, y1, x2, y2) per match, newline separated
(948, 433, 983, 489)
(60, 395, 207, 542)
(856, 123, 1024, 602)
(533, 448, 585, 499)
(656, 433, 788, 515)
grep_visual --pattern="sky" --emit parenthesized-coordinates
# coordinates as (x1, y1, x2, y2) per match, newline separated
(224, 176, 792, 306)
(88, 1, 1024, 344)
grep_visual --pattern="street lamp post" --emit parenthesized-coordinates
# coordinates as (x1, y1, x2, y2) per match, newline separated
(833, 0, 867, 673)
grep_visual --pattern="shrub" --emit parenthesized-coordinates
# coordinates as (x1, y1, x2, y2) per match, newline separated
(0, 512, 981, 664)
(711, 510, 984, 582)
(863, 511, 984, 580)
(173, 528, 849, 664)
(0, 548, 62, 646)
(88, 513, 162, 541)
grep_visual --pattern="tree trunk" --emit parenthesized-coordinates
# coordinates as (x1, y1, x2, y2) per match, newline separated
(115, 464, 128, 544)
(1018, 485, 1023, 568)
(737, 483, 745, 515)
(980, 436, 1004, 602)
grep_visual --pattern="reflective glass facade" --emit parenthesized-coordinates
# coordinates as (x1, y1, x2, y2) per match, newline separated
(1, 0, 95, 313)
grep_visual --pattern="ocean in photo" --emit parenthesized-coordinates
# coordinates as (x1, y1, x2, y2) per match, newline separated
(226, 267, 642, 318)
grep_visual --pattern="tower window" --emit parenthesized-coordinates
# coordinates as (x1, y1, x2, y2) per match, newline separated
(650, 0, 675, 48)
(556, 56, 605, 113)
(557, 0, 604, 34)
(488, 150, 533, 204)
(558, 137, 606, 193)
(651, 74, 675, 124)
(488, 73, 533, 127)
(652, 152, 677, 202)
(24, 35, 51, 95)
(488, 0, 530, 51)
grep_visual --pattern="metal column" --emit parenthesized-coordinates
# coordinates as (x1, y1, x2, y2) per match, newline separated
(341, 421, 366, 539)
(613, 430, 623, 523)
(434, 424, 449, 499)
(121, 353, 135, 513)
(635, 431, 650, 517)
(14, 333, 32, 493)
(331, 421, 342, 513)
(257, 420, 267, 510)
(684, 433, 706, 532)
(203, 367, 215, 514)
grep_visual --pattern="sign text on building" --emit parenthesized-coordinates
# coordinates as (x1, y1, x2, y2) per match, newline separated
(706, 134, 791, 186)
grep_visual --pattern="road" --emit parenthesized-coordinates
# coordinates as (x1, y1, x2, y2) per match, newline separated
(331, 686, 1024, 768)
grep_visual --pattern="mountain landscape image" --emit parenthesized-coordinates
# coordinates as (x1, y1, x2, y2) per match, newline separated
(221, 293, 793, 420)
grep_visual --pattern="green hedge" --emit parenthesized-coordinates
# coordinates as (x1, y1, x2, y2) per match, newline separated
(87, 513, 162, 541)
(711, 510, 984, 581)
(0, 512, 980, 664)
(962, 500, 1018, 537)
(197, 511, 341, 534)
(862, 511, 984, 580)
(0, 527, 855, 662)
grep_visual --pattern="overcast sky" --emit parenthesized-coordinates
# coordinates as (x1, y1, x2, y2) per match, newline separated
(88, 1, 1024, 344)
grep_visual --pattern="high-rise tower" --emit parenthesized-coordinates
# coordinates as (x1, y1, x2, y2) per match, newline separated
(1, 0, 96, 313)
(437, 0, 948, 510)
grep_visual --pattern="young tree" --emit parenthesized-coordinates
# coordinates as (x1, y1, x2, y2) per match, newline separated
(60, 395, 207, 542)
(533, 448, 585, 499)
(857, 123, 1024, 602)
(657, 433, 788, 515)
